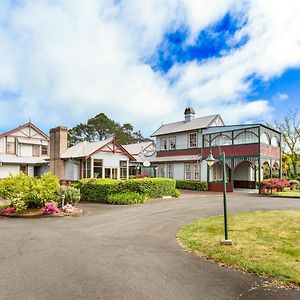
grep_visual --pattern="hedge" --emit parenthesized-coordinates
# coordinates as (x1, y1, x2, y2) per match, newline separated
(176, 180, 208, 191)
(107, 192, 147, 205)
(77, 178, 178, 202)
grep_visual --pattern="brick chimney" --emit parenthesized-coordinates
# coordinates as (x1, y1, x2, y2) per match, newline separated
(184, 107, 195, 122)
(49, 126, 68, 181)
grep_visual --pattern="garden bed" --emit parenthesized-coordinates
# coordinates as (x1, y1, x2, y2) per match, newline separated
(0, 207, 84, 218)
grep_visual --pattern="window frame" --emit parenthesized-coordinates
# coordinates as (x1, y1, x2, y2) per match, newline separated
(188, 132, 197, 148)
(169, 136, 176, 150)
(32, 145, 40, 157)
(160, 138, 167, 151)
(184, 163, 191, 180)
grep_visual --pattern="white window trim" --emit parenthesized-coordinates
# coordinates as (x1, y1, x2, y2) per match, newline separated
(188, 132, 197, 148)
(169, 136, 176, 150)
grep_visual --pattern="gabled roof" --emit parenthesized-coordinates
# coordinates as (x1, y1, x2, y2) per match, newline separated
(123, 141, 154, 155)
(0, 122, 49, 139)
(61, 137, 136, 161)
(151, 114, 223, 136)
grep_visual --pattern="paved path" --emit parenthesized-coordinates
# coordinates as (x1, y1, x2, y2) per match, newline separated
(0, 192, 300, 300)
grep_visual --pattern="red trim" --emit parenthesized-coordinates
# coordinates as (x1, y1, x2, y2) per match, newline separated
(0, 122, 49, 139)
(203, 144, 260, 158)
(157, 148, 200, 157)
(208, 182, 233, 192)
(260, 144, 280, 158)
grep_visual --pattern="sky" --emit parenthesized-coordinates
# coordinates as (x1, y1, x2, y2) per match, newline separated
(0, 0, 300, 137)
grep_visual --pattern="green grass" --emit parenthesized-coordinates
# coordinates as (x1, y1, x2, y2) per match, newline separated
(177, 210, 300, 285)
(275, 190, 300, 198)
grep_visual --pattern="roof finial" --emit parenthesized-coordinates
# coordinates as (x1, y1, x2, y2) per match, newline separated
(29, 118, 32, 124)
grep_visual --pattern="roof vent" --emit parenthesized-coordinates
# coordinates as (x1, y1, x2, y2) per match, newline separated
(184, 107, 195, 122)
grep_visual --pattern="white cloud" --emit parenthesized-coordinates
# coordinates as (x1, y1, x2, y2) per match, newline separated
(274, 93, 289, 102)
(0, 0, 299, 135)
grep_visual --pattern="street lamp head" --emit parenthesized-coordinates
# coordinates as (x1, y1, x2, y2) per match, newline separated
(206, 152, 215, 168)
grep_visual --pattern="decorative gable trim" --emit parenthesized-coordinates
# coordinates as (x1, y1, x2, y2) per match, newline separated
(0, 122, 49, 140)
(86, 138, 136, 161)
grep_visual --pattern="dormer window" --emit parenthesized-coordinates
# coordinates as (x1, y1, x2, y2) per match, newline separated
(189, 132, 197, 148)
(169, 137, 176, 150)
(160, 138, 167, 151)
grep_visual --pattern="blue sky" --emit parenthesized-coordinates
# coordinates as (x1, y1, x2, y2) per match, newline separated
(0, 0, 299, 136)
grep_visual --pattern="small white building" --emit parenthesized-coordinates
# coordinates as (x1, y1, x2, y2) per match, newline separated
(0, 122, 50, 178)
(49, 126, 136, 181)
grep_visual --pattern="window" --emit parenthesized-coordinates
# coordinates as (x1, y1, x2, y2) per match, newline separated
(234, 131, 258, 144)
(260, 132, 270, 145)
(211, 134, 231, 146)
(185, 163, 191, 180)
(271, 136, 280, 147)
(120, 160, 128, 180)
(83, 159, 91, 178)
(194, 163, 200, 180)
(41, 145, 48, 155)
(93, 159, 103, 178)
(20, 165, 27, 174)
(167, 164, 173, 178)
(160, 138, 167, 150)
(112, 168, 118, 179)
(158, 165, 165, 178)
(212, 163, 222, 181)
(169, 137, 176, 150)
(6, 137, 15, 154)
(104, 168, 111, 179)
(189, 133, 197, 148)
(33, 145, 40, 156)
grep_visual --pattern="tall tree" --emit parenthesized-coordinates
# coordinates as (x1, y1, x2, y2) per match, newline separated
(273, 111, 300, 177)
(68, 113, 151, 146)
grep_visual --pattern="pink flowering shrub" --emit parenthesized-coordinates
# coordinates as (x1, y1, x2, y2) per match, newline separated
(262, 178, 290, 193)
(0, 207, 16, 215)
(43, 202, 60, 215)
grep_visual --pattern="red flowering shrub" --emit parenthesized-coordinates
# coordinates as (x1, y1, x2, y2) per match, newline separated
(0, 207, 16, 215)
(43, 202, 60, 215)
(262, 178, 289, 193)
(136, 174, 149, 179)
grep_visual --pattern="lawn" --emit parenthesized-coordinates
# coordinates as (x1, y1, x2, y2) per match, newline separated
(275, 189, 300, 198)
(177, 210, 300, 285)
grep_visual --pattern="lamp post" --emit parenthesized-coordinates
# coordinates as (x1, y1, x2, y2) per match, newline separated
(206, 151, 232, 245)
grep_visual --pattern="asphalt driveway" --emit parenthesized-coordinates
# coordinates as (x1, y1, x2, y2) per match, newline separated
(0, 192, 300, 300)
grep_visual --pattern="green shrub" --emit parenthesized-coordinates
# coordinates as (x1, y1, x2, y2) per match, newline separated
(56, 185, 81, 206)
(107, 192, 147, 205)
(175, 180, 208, 191)
(10, 196, 28, 212)
(0, 173, 59, 209)
(289, 180, 299, 187)
(78, 178, 178, 202)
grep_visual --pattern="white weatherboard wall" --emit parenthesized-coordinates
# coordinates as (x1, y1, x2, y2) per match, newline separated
(0, 164, 20, 178)
(0, 138, 4, 153)
(201, 161, 207, 181)
(173, 163, 184, 179)
(92, 152, 129, 166)
(20, 144, 32, 156)
(65, 160, 80, 181)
